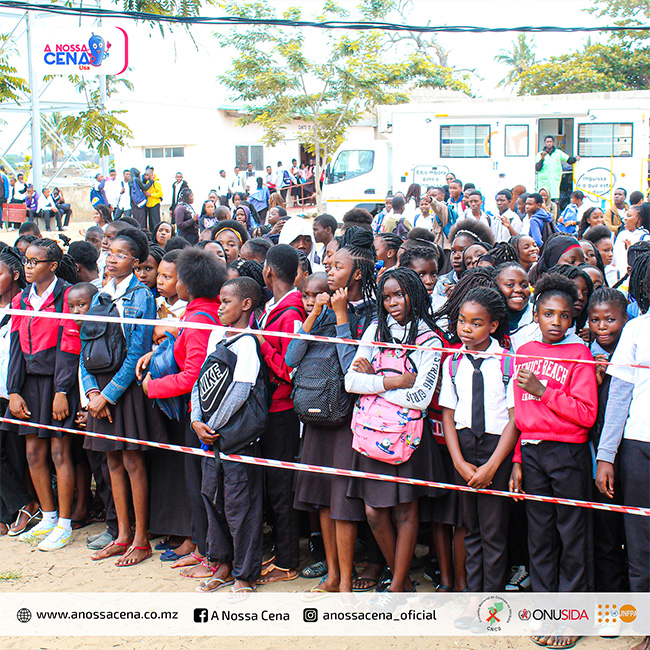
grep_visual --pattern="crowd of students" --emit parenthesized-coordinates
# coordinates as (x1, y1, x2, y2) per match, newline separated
(0, 171, 648, 648)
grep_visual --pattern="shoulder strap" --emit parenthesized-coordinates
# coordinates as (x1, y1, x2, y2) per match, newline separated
(449, 352, 462, 391)
(500, 352, 514, 386)
(192, 311, 219, 324)
(265, 305, 303, 328)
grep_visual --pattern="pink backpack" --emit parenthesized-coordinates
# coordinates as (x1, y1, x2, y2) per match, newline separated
(351, 331, 437, 465)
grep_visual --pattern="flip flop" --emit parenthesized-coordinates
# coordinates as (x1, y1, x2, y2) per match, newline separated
(7, 508, 42, 537)
(196, 576, 235, 593)
(154, 538, 179, 551)
(228, 585, 255, 604)
(352, 575, 379, 592)
(546, 637, 582, 649)
(115, 544, 152, 567)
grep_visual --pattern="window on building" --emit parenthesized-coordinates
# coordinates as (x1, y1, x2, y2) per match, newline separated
(235, 145, 264, 170)
(440, 125, 491, 158)
(505, 125, 529, 157)
(145, 146, 185, 158)
(578, 123, 633, 157)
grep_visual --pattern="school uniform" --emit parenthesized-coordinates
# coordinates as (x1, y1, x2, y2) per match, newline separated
(4, 279, 80, 438)
(80, 274, 165, 453)
(192, 331, 264, 583)
(146, 298, 219, 540)
(438, 339, 514, 592)
(513, 338, 598, 592)
(257, 289, 306, 570)
(345, 318, 445, 507)
(588, 341, 628, 592)
(597, 313, 650, 592)
(287, 301, 375, 522)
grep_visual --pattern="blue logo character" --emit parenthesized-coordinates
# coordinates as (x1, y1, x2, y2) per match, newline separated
(88, 33, 110, 67)
(375, 438, 395, 455)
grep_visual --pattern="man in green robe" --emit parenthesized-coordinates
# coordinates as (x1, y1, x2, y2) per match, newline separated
(535, 135, 579, 201)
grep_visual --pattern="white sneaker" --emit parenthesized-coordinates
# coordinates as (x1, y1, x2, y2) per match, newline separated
(37, 525, 73, 551)
(505, 564, 532, 591)
(17, 519, 56, 545)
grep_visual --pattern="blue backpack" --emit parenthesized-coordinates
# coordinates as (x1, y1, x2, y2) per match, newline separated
(149, 312, 219, 420)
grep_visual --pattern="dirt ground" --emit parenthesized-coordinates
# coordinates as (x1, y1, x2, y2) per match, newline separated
(0, 522, 642, 650)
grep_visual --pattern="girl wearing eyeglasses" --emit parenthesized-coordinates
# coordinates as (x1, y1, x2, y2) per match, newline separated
(4, 239, 80, 551)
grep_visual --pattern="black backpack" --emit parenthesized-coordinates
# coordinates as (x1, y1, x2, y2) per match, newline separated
(80, 286, 139, 375)
(541, 218, 557, 244)
(196, 333, 270, 454)
(291, 308, 357, 426)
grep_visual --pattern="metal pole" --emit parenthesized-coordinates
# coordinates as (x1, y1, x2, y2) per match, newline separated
(99, 74, 109, 175)
(25, 11, 43, 194)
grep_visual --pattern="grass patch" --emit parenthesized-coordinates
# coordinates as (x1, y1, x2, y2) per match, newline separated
(0, 570, 22, 581)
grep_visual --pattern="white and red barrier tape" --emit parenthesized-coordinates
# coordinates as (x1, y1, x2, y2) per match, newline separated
(2, 307, 649, 370)
(1, 416, 648, 518)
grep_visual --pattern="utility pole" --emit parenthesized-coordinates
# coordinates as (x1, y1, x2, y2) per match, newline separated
(25, 11, 42, 193)
(98, 0, 109, 175)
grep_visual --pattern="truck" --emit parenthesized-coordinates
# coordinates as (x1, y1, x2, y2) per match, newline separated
(322, 90, 650, 217)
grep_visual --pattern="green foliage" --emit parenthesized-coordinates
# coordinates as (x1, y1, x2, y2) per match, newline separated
(0, 36, 28, 104)
(494, 34, 536, 88)
(518, 43, 650, 95)
(217, 0, 469, 207)
(588, 0, 650, 42)
(60, 108, 133, 157)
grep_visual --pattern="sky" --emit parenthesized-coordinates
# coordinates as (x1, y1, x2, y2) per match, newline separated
(0, 0, 610, 156)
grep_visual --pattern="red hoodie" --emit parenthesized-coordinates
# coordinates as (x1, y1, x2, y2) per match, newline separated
(260, 288, 305, 413)
(147, 297, 221, 399)
(513, 340, 597, 463)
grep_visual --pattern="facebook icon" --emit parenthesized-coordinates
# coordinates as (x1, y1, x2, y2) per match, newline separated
(194, 608, 209, 623)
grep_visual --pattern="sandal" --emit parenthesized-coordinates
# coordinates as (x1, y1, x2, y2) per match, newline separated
(180, 559, 219, 578)
(300, 560, 328, 579)
(8, 507, 42, 537)
(115, 544, 152, 567)
(160, 548, 189, 562)
(91, 539, 131, 561)
(256, 564, 299, 584)
(196, 576, 235, 593)
(435, 584, 453, 593)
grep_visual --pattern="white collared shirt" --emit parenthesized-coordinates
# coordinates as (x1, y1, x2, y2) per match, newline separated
(29, 277, 57, 312)
(101, 273, 134, 318)
(438, 338, 514, 435)
(259, 288, 300, 328)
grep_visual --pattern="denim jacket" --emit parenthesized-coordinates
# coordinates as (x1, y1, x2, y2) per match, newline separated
(80, 275, 155, 405)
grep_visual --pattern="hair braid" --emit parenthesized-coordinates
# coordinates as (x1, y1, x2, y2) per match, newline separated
(341, 226, 377, 305)
(376, 267, 438, 345)
(629, 251, 650, 314)
(460, 286, 509, 347)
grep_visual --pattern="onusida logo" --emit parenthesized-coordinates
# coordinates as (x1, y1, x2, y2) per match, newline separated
(519, 609, 589, 622)
(38, 27, 128, 76)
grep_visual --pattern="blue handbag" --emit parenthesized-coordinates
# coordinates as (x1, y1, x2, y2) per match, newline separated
(149, 332, 188, 420)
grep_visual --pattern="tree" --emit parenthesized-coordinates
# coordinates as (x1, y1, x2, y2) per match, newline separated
(494, 34, 536, 89)
(588, 0, 650, 43)
(518, 43, 650, 95)
(40, 112, 76, 169)
(218, 0, 470, 211)
(0, 36, 28, 104)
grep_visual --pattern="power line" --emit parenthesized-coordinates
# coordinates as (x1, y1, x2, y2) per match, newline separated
(0, 0, 649, 33)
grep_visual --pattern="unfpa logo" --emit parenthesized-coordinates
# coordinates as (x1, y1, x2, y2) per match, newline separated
(598, 603, 637, 624)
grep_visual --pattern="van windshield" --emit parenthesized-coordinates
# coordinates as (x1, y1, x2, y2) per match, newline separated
(326, 150, 375, 184)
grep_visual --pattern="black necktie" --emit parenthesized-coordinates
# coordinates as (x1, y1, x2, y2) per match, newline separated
(467, 354, 485, 438)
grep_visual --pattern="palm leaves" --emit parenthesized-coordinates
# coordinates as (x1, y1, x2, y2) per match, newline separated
(494, 34, 536, 88)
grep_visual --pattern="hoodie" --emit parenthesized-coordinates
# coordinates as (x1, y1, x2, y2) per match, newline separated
(146, 297, 221, 399)
(278, 216, 323, 270)
(528, 208, 553, 247)
(259, 288, 305, 412)
(512, 338, 598, 463)
(145, 175, 163, 208)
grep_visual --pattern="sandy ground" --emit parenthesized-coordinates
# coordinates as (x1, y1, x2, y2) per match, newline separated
(0, 523, 642, 650)
(0, 218, 643, 649)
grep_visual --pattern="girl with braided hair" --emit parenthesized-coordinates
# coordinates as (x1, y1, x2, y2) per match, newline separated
(3, 239, 80, 550)
(287, 226, 377, 594)
(345, 267, 445, 595)
(0, 247, 37, 537)
(439, 287, 518, 601)
(495, 262, 534, 335)
(398, 245, 439, 296)
(374, 232, 401, 273)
